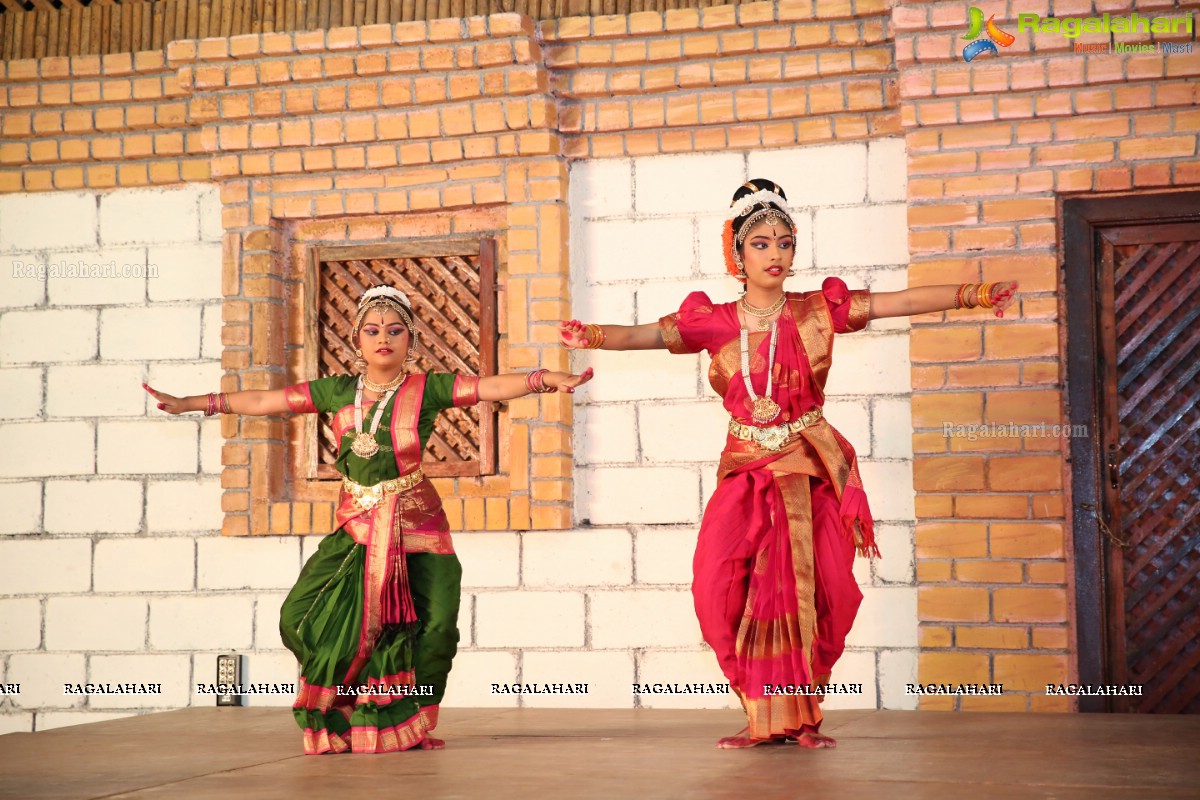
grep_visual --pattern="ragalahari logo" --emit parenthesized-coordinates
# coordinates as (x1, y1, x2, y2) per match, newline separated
(961, 7, 1015, 61)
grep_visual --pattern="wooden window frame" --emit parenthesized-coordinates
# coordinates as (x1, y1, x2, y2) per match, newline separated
(300, 235, 499, 481)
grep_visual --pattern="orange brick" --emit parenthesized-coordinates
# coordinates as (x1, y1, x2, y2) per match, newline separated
(956, 625, 1028, 650)
(1030, 493, 1064, 518)
(911, 327, 981, 362)
(920, 651, 990, 685)
(993, 653, 1068, 692)
(993, 587, 1067, 624)
(1031, 626, 1068, 650)
(983, 323, 1058, 359)
(915, 521, 987, 560)
(955, 559, 1024, 584)
(919, 625, 953, 647)
(989, 522, 1064, 559)
(920, 585, 989, 622)
(988, 455, 1063, 492)
(914, 455, 985, 491)
(955, 494, 1028, 519)
(914, 494, 953, 519)
(911, 391, 983, 428)
(943, 364, 1019, 388)
(983, 389, 1062, 426)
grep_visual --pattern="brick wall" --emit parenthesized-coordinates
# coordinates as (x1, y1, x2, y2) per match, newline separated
(896, 0, 1200, 711)
(7, 0, 1191, 732)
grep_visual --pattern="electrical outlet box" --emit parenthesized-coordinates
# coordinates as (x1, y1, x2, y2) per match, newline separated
(216, 654, 243, 707)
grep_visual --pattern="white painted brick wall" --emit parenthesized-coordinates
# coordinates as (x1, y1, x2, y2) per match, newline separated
(443, 651, 519, 707)
(0, 421, 95, 478)
(97, 420, 199, 475)
(149, 596, 254, 651)
(7, 653, 87, 708)
(590, 590, 702, 649)
(636, 650, 738, 710)
(146, 243, 222, 302)
(0, 539, 92, 593)
(93, 538, 195, 593)
(195, 536, 301, 590)
(475, 592, 585, 648)
(0, 155, 917, 731)
(146, 479, 224, 533)
(0, 597, 42, 650)
(46, 248, 148, 306)
(1, 251, 48, 308)
(45, 597, 147, 651)
(519, 651, 635, 708)
(99, 188, 202, 246)
(100, 306, 203, 361)
(631, 527, 696, 585)
(577, 466, 700, 526)
(46, 364, 146, 418)
(88, 654, 192, 708)
(522, 529, 632, 588)
(0, 192, 98, 250)
(0, 367, 43, 418)
(44, 480, 144, 534)
(454, 532, 520, 588)
(0, 482, 42, 534)
(0, 309, 98, 365)
(253, 593, 289, 651)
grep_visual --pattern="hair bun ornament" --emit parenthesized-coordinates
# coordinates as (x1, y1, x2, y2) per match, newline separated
(359, 285, 412, 309)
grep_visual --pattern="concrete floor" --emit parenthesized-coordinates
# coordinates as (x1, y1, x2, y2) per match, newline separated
(2, 707, 1199, 799)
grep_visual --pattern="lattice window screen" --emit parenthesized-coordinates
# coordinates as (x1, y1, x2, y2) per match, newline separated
(310, 237, 498, 479)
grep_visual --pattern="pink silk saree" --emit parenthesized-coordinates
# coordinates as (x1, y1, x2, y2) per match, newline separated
(659, 277, 878, 739)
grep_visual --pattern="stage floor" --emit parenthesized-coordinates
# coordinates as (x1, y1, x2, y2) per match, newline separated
(2, 707, 1199, 799)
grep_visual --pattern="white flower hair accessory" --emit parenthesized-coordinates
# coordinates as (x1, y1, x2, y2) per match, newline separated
(358, 285, 412, 309)
(726, 189, 791, 221)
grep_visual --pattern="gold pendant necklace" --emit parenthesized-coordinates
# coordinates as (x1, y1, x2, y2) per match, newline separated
(740, 322, 781, 425)
(740, 294, 786, 330)
(352, 378, 399, 459)
(363, 372, 407, 393)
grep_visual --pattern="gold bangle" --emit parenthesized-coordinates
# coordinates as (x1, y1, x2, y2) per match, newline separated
(585, 324, 606, 350)
(979, 282, 995, 309)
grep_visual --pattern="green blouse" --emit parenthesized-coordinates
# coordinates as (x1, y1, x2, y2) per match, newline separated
(305, 373, 467, 486)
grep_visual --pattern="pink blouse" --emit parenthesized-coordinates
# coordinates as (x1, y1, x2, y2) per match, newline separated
(659, 277, 871, 424)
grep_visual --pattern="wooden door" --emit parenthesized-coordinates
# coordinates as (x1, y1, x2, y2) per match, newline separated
(1065, 193, 1200, 713)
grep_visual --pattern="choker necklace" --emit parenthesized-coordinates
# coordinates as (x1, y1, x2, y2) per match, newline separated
(363, 372, 407, 393)
(351, 377, 400, 459)
(740, 321, 781, 424)
(740, 294, 786, 330)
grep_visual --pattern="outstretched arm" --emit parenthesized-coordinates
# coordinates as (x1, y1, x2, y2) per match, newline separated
(558, 320, 665, 351)
(143, 383, 291, 416)
(477, 368, 594, 401)
(869, 281, 1018, 320)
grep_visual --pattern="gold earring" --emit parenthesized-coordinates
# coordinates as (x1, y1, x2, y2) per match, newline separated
(353, 349, 367, 371)
(786, 268, 796, 277)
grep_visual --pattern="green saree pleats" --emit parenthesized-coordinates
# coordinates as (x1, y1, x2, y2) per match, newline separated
(280, 532, 462, 754)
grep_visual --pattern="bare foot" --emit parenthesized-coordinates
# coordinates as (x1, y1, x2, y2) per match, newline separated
(794, 731, 836, 749)
(418, 736, 446, 750)
(716, 727, 787, 749)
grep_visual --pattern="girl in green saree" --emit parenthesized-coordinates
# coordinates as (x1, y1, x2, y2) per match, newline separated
(145, 285, 593, 754)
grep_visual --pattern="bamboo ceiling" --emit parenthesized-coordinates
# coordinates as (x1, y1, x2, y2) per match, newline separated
(0, 0, 755, 61)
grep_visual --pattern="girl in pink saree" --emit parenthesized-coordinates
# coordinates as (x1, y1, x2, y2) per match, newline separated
(562, 179, 1018, 748)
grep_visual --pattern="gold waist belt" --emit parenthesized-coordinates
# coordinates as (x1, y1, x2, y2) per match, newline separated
(343, 469, 425, 511)
(728, 408, 823, 451)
